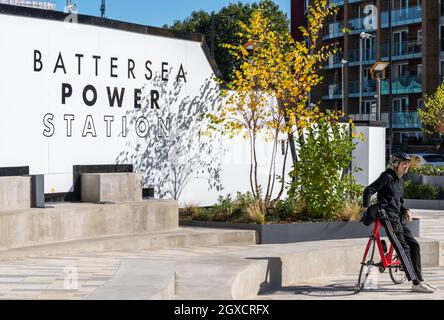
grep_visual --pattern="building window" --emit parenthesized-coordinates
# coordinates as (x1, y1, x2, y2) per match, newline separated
(417, 64, 422, 77)
(392, 0, 408, 11)
(393, 97, 408, 113)
(393, 62, 409, 79)
(440, 25, 444, 51)
(417, 30, 422, 44)
(440, 60, 444, 79)
(393, 30, 408, 56)
(401, 132, 422, 145)
(417, 99, 423, 109)
(363, 100, 376, 115)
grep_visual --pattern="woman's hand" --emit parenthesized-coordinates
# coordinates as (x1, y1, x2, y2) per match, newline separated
(406, 209, 413, 223)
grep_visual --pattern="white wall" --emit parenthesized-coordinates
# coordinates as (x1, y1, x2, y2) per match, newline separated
(352, 125, 386, 186)
(180, 133, 293, 207)
(0, 13, 214, 194)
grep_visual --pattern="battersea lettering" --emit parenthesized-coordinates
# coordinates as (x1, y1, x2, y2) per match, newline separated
(33, 49, 186, 138)
(33, 50, 187, 81)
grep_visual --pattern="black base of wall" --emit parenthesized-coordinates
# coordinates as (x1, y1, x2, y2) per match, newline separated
(45, 192, 79, 203)
(0, 166, 29, 177)
(143, 187, 155, 198)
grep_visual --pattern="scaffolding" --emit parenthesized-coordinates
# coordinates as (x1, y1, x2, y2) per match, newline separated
(0, 0, 56, 10)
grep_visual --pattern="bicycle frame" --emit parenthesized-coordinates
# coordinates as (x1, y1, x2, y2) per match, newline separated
(360, 220, 400, 268)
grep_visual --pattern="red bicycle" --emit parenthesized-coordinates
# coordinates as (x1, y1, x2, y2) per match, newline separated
(355, 217, 407, 293)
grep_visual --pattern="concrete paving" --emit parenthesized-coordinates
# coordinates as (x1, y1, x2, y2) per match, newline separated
(257, 209, 444, 300)
(257, 267, 444, 300)
(0, 209, 442, 300)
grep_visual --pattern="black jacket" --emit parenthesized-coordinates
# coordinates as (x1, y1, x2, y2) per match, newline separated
(363, 168, 408, 220)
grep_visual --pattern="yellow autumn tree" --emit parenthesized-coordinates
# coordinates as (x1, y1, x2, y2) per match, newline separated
(419, 81, 444, 136)
(208, 0, 343, 213)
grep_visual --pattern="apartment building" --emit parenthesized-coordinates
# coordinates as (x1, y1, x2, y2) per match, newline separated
(292, 0, 443, 153)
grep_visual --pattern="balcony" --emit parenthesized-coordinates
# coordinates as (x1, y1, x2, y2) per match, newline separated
(347, 76, 422, 97)
(349, 112, 422, 129)
(347, 17, 376, 35)
(381, 75, 422, 95)
(349, 113, 376, 121)
(329, 0, 344, 6)
(323, 53, 343, 69)
(323, 22, 344, 40)
(348, 0, 364, 3)
(349, 80, 376, 98)
(348, 48, 376, 66)
(381, 41, 422, 61)
(381, 112, 422, 129)
(381, 6, 422, 28)
(322, 84, 343, 100)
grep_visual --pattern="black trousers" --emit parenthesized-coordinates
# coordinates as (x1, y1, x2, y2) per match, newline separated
(380, 216, 422, 282)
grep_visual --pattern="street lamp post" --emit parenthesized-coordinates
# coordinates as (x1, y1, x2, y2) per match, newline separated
(341, 59, 348, 115)
(371, 62, 389, 122)
(360, 32, 374, 120)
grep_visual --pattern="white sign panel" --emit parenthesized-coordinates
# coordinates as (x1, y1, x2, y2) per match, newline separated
(0, 12, 218, 196)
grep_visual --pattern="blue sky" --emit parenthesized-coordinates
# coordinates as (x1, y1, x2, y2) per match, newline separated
(54, 0, 290, 27)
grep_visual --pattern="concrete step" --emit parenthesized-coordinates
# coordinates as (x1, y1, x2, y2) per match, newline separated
(0, 227, 256, 261)
(0, 200, 178, 250)
(172, 238, 442, 300)
(0, 237, 440, 300)
(86, 260, 175, 300)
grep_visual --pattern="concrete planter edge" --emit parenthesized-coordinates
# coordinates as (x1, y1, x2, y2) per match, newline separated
(180, 219, 420, 244)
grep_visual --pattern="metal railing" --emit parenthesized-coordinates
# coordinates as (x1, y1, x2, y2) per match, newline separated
(381, 41, 422, 59)
(382, 112, 422, 129)
(323, 22, 344, 39)
(349, 112, 422, 129)
(349, 113, 376, 121)
(322, 84, 343, 99)
(323, 53, 343, 69)
(348, 48, 376, 64)
(349, 80, 377, 96)
(381, 6, 422, 27)
(329, 0, 344, 6)
(381, 75, 422, 95)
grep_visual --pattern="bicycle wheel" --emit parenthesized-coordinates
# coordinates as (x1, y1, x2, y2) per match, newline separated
(355, 238, 376, 293)
(389, 252, 407, 284)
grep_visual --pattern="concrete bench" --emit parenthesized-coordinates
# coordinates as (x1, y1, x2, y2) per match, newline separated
(81, 172, 142, 203)
(0, 176, 31, 212)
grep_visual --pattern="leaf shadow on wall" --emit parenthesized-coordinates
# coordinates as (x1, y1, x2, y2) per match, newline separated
(116, 70, 224, 200)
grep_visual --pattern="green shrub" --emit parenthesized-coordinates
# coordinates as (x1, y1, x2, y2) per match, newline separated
(439, 186, 444, 200)
(404, 180, 439, 200)
(410, 164, 444, 176)
(179, 204, 199, 221)
(288, 112, 364, 221)
(192, 191, 264, 223)
(274, 197, 308, 222)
